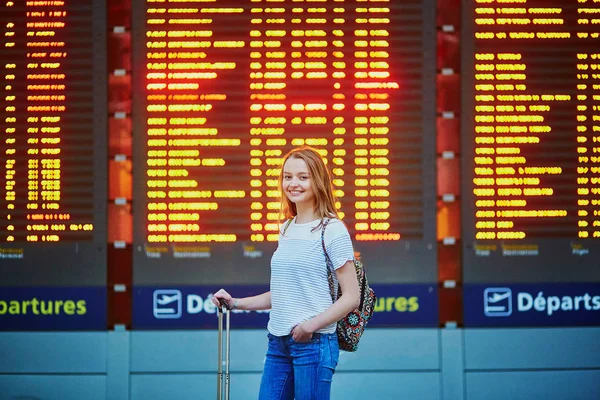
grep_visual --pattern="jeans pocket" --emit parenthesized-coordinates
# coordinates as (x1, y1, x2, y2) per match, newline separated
(291, 333, 320, 344)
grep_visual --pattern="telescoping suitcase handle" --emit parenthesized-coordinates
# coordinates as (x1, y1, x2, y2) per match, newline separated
(217, 299, 231, 400)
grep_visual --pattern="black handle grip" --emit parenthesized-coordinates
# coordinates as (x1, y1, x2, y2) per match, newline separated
(218, 298, 231, 312)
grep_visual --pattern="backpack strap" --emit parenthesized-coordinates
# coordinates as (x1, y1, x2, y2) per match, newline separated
(320, 218, 332, 257)
(320, 218, 337, 302)
(281, 218, 293, 236)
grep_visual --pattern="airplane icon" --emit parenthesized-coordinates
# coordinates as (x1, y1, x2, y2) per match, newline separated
(156, 294, 179, 305)
(153, 289, 182, 319)
(484, 288, 512, 317)
(488, 292, 511, 303)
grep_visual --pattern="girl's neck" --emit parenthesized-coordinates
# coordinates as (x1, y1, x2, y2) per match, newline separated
(294, 203, 317, 224)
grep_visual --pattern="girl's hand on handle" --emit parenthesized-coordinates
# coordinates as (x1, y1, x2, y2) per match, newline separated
(212, 288, 234, 309)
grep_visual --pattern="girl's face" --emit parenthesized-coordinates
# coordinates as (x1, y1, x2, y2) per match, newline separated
(282, 157, 315, 208)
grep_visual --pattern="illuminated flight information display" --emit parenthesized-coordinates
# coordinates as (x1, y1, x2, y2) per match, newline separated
(132, 0, 437, 285)
(462, 0, 600, 282)
(0, 0, 107, 285)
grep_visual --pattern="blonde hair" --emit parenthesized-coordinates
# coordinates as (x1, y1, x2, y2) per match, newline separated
(278, 146, 339, 227)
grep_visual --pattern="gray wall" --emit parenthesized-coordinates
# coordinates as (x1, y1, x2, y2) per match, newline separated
(1, 328, 599, 400)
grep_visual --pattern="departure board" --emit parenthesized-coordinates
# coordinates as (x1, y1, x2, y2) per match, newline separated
(132, 0, 437, 285)
(0, 0, 107, 285)
(462, 0, 600, 282)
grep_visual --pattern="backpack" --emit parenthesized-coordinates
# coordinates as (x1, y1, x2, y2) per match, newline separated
(321, 218, 376, 352)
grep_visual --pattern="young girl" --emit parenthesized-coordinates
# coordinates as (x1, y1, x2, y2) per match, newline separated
(212, 146, 360, 400)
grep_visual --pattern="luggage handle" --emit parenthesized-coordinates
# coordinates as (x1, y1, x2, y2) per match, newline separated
(217, 299, 231, 400)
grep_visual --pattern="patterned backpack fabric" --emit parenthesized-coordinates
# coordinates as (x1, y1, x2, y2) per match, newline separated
(321, 218, 376, 352)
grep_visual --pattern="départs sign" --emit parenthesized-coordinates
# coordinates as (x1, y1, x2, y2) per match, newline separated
(464, 283, 600, 327)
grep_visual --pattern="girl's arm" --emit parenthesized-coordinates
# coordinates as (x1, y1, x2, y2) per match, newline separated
(212, 289, 271, 311)
(233, 291, 271, 311)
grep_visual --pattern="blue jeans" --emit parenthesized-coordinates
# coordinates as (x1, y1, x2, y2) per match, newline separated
(258, 332, 340, 400)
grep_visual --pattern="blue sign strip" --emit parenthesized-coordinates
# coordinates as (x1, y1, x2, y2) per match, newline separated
(464, 283, 600, 327)
(368, 283, 438, 327)
(132, 283, 438, 329)
(0, 287, 106, 330)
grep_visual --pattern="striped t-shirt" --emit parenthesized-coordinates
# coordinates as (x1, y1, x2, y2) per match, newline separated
(267, 217, 354, 336)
